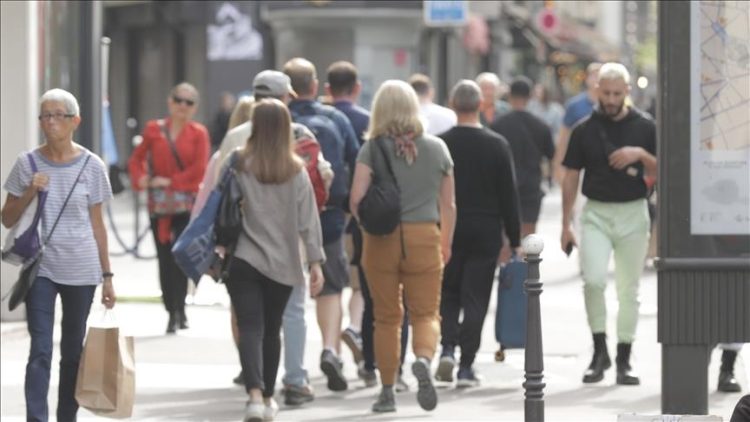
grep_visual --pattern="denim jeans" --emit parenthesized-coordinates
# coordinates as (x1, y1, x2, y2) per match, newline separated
(25, 276, 96, 422)
(282, 281, 308, 387)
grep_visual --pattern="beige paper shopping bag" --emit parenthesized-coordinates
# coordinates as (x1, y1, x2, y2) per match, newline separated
(75, 325, 136, 418)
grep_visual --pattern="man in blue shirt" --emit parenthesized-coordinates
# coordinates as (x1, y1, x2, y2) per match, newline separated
(325, 60, 370, 382)
(284, 57, 360, 393)
(553, 62, 601, 183)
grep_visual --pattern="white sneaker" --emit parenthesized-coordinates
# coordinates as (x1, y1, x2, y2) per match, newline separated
(244, 401, 264, 422)
(263, 398, 279, 421)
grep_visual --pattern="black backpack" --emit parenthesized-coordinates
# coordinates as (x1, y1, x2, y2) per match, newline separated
(358, 137, 401, 236)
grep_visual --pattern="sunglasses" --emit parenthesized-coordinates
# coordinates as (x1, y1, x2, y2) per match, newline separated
(172, 95, 196, 106)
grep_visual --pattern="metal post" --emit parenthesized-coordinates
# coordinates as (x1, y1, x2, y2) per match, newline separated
(523, 234, 545, 422)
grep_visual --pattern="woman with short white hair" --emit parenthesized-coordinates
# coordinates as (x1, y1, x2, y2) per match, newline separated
(350, 79, 456, 413)
(1, 88, 115, 421)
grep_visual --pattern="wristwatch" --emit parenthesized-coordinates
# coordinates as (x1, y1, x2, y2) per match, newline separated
(103, 272, 114, 279)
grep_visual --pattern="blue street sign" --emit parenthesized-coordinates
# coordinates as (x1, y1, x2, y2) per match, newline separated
(424, 0, 468, 27)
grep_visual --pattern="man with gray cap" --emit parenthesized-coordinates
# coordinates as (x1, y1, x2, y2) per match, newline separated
(436, 80, 521, 387)
(218, 69, 333, 407)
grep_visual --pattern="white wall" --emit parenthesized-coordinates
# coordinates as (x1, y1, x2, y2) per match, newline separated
(1, 1, 38, 321)
(599, 0, 624, 48)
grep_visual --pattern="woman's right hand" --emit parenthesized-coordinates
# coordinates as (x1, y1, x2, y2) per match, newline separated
(29, 173, 49, 193)
(309, 262, 324, 298)
(137, 175, 150, 189)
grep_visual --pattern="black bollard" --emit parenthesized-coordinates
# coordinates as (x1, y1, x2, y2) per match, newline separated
(522, 234, 545, 422)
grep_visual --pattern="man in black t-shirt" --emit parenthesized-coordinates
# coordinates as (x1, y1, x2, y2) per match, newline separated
(561, 62, 656, 386)
(490, 76, 555, 237)
(436, 80, 521, 387)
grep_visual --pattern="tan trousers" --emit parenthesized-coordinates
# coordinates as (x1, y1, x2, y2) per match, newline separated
(362, 222, 443, 385)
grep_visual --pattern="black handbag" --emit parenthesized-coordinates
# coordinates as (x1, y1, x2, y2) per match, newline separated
(214, 152, 244, 279)
(358, 137, 401, 236)
(4, 154, 92, 311)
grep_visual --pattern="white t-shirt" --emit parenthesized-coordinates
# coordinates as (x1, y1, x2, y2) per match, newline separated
(420, 102, 457, 136)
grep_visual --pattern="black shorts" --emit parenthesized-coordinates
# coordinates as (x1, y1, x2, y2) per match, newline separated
(320, 237, 350, 296)
(520, 195, 543, 224)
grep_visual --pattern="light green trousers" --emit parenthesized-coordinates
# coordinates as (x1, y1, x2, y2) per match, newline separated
(580, 198, 650, 343)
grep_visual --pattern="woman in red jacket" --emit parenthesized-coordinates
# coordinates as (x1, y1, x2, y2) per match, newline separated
(128, 82, 210, 333)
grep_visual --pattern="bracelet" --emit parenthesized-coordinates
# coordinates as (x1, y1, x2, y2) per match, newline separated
(103, 272, 114, 279)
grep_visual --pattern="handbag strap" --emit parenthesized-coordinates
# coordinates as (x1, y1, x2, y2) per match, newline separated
(158, 120, 186, 171)
(373, 137, 406, 259)
(42, 153, 92, 247)
(374, 137, 400, 192)
(27, 152, 38, 173)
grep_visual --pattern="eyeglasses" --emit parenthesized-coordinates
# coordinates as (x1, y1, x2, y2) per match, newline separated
(38, 112, 75, 122)
(172, 95, 196, 106)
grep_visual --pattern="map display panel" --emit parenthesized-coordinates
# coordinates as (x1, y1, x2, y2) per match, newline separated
(691, 1, 750, 235)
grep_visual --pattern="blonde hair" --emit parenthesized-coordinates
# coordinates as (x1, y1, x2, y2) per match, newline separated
(243, 98, 303, 184)
(598, 62, 631, 84)
(365, 80, 424, 141)
(227, 96, 254, 130)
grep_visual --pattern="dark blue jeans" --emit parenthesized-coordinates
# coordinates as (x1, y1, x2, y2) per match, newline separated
(25, 276, 96, 422)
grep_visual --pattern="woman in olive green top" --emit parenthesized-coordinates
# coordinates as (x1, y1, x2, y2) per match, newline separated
(350, 80, 456, 413)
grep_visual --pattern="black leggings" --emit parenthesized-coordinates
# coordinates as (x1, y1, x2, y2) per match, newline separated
(225, 258, 293, 397)
(150, 213, 190, 314)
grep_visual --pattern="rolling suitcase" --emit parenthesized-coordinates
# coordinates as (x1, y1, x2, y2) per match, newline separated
(494, 253, 527, 361)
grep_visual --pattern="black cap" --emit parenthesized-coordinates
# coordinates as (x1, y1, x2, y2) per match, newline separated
(509, 76, 533, 98)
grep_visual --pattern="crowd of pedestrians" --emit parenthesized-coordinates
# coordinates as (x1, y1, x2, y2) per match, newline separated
(2, 58, 745, 422)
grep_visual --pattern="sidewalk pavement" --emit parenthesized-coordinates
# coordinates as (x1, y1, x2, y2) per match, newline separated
(1, 190, 747, 421)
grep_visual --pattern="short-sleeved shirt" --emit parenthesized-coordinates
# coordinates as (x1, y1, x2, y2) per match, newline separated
(490, 110, 555, 201)
(333, 100, 370, 146)
(563, 108, 656, 202)
(357, 133, 453, 222)
(562, 92, 595, 129)
(3, 147, 113, 286)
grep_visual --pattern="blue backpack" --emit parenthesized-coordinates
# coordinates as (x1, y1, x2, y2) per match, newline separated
(290, 103, 348, 209)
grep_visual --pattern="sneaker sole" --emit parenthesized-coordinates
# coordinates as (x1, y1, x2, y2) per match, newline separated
(282, 389, 314, 406)
(435, 358, 455, 382)
(372, 405, 396, 413)
(283, 395, 313, 406)
(456, 378, 480, 389)
(412, 360, 437, 411)
(320, 360, 348, 391)
(341, 332, 364, 364)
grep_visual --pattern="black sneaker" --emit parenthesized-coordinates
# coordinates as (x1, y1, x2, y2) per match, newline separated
(395, 375, 410, 392)
(371, 386, 396, 413)
(320, 349, 348, 391)
(456, 366, 481, 388)
(435, 355, 455, 382)
(282, 384, 315, 406)
(358, 362, 378, 388)
(412, 357, 437, 411)
(233, 370, 243, 386)
(341, 328, 364, 365)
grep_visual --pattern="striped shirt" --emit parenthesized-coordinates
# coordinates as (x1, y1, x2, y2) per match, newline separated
(3, 147, 112, 286)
